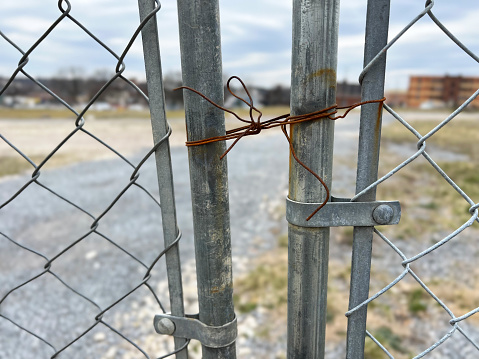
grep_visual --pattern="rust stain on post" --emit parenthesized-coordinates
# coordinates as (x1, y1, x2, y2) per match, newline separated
(373, 103, 383, 157)
(210, 282, 233, 294)
(308, 68, 337, 88)
(376, 102, 383, 131)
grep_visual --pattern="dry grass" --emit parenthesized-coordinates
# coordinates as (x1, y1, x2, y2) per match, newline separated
(228, 105, 290, 119)
(378, 118, 479, 232)
(382, 117, 479, 161)
(0, 154, 81, 178)
(0, 116, 188, 179)
(233, 237, 417, 358)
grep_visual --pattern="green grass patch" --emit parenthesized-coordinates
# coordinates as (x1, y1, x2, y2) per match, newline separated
(277, 233, 288, 248)
(233, 259, 288, 314)
(233, 297, 258, 314)
(408, 289, 428, 315)
(365, 327, 407, 358)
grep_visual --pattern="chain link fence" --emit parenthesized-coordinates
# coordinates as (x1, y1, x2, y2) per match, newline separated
(343, 0, 479, 357)
(1, 0, 479, 358)
(1, 1, 188, 358)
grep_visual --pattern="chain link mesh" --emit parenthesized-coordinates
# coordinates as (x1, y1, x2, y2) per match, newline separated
(0, 1, 187, 358)
(348, 1, 479, 357)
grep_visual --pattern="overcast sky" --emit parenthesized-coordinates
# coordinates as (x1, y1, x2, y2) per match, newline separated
(0, 0, 478, 90)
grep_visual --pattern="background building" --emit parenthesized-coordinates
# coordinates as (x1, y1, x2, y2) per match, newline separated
(336, 80, 361, 106)
(407, 75, 479, 109)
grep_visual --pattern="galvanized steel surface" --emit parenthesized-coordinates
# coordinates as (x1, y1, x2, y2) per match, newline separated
(154, 314, 237, 349)
(286, 198, 400, 228)
(345, 0, 391, 358)
(176, 0, 236, 358)
(287, 0, 339, 358)
(138, 0, 188, 357)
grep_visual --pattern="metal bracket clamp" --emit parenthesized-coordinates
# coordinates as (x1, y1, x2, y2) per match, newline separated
(286, 196, 401, 228)
(153, 313, 237, 349)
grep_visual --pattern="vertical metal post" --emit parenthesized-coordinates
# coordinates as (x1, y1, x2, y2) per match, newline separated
(345, 1, 390, 358)
(138, 1, 188, 358)
(176, 1, 236, 358)
(287, 0, 339, 358)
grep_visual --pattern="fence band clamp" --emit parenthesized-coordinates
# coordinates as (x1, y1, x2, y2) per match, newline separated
(154, 313, 237, 349)
(286, 196, 401, 228)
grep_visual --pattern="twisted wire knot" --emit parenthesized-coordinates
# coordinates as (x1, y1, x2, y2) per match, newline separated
(176, 76, 385, 220)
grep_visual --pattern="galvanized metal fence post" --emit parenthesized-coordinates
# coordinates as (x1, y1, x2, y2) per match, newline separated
(345, 1, 391, 358)
(287, 0, 340, 358)
(138, 1, 188, 358)
(176, 1, 236, 358)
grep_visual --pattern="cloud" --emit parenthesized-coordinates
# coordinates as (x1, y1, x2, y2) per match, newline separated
(384, 8, 479, 80)
(3, 16, 55, 35)
(0, 0, 477, 90)
(243, 67, 291, 88)
(224, 52, 278, 69)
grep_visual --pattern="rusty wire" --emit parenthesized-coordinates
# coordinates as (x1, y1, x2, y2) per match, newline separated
(176, 75, 385, 220)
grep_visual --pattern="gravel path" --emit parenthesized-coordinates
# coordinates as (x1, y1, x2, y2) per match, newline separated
(2, 111, 478, 358)
(0, 119, 297, 358)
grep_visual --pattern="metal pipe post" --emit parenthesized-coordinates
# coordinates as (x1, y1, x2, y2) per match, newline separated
(137, 0, 188, 358)
(287, 0, 339, 358)
(176, 1, 236, 358)
(346, 1, 391, 358)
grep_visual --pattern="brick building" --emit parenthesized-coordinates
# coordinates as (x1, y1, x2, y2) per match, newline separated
(336, 80, 361, 106)
(407, 75, 479, 109)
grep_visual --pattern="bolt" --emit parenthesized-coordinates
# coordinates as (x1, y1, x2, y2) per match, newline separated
(155, 318, 176, 335)
(372, 204, 394, 225)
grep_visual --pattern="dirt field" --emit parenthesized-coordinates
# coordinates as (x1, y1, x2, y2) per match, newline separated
(0, 117, 186, 175)
(0, 106, 292, 178)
